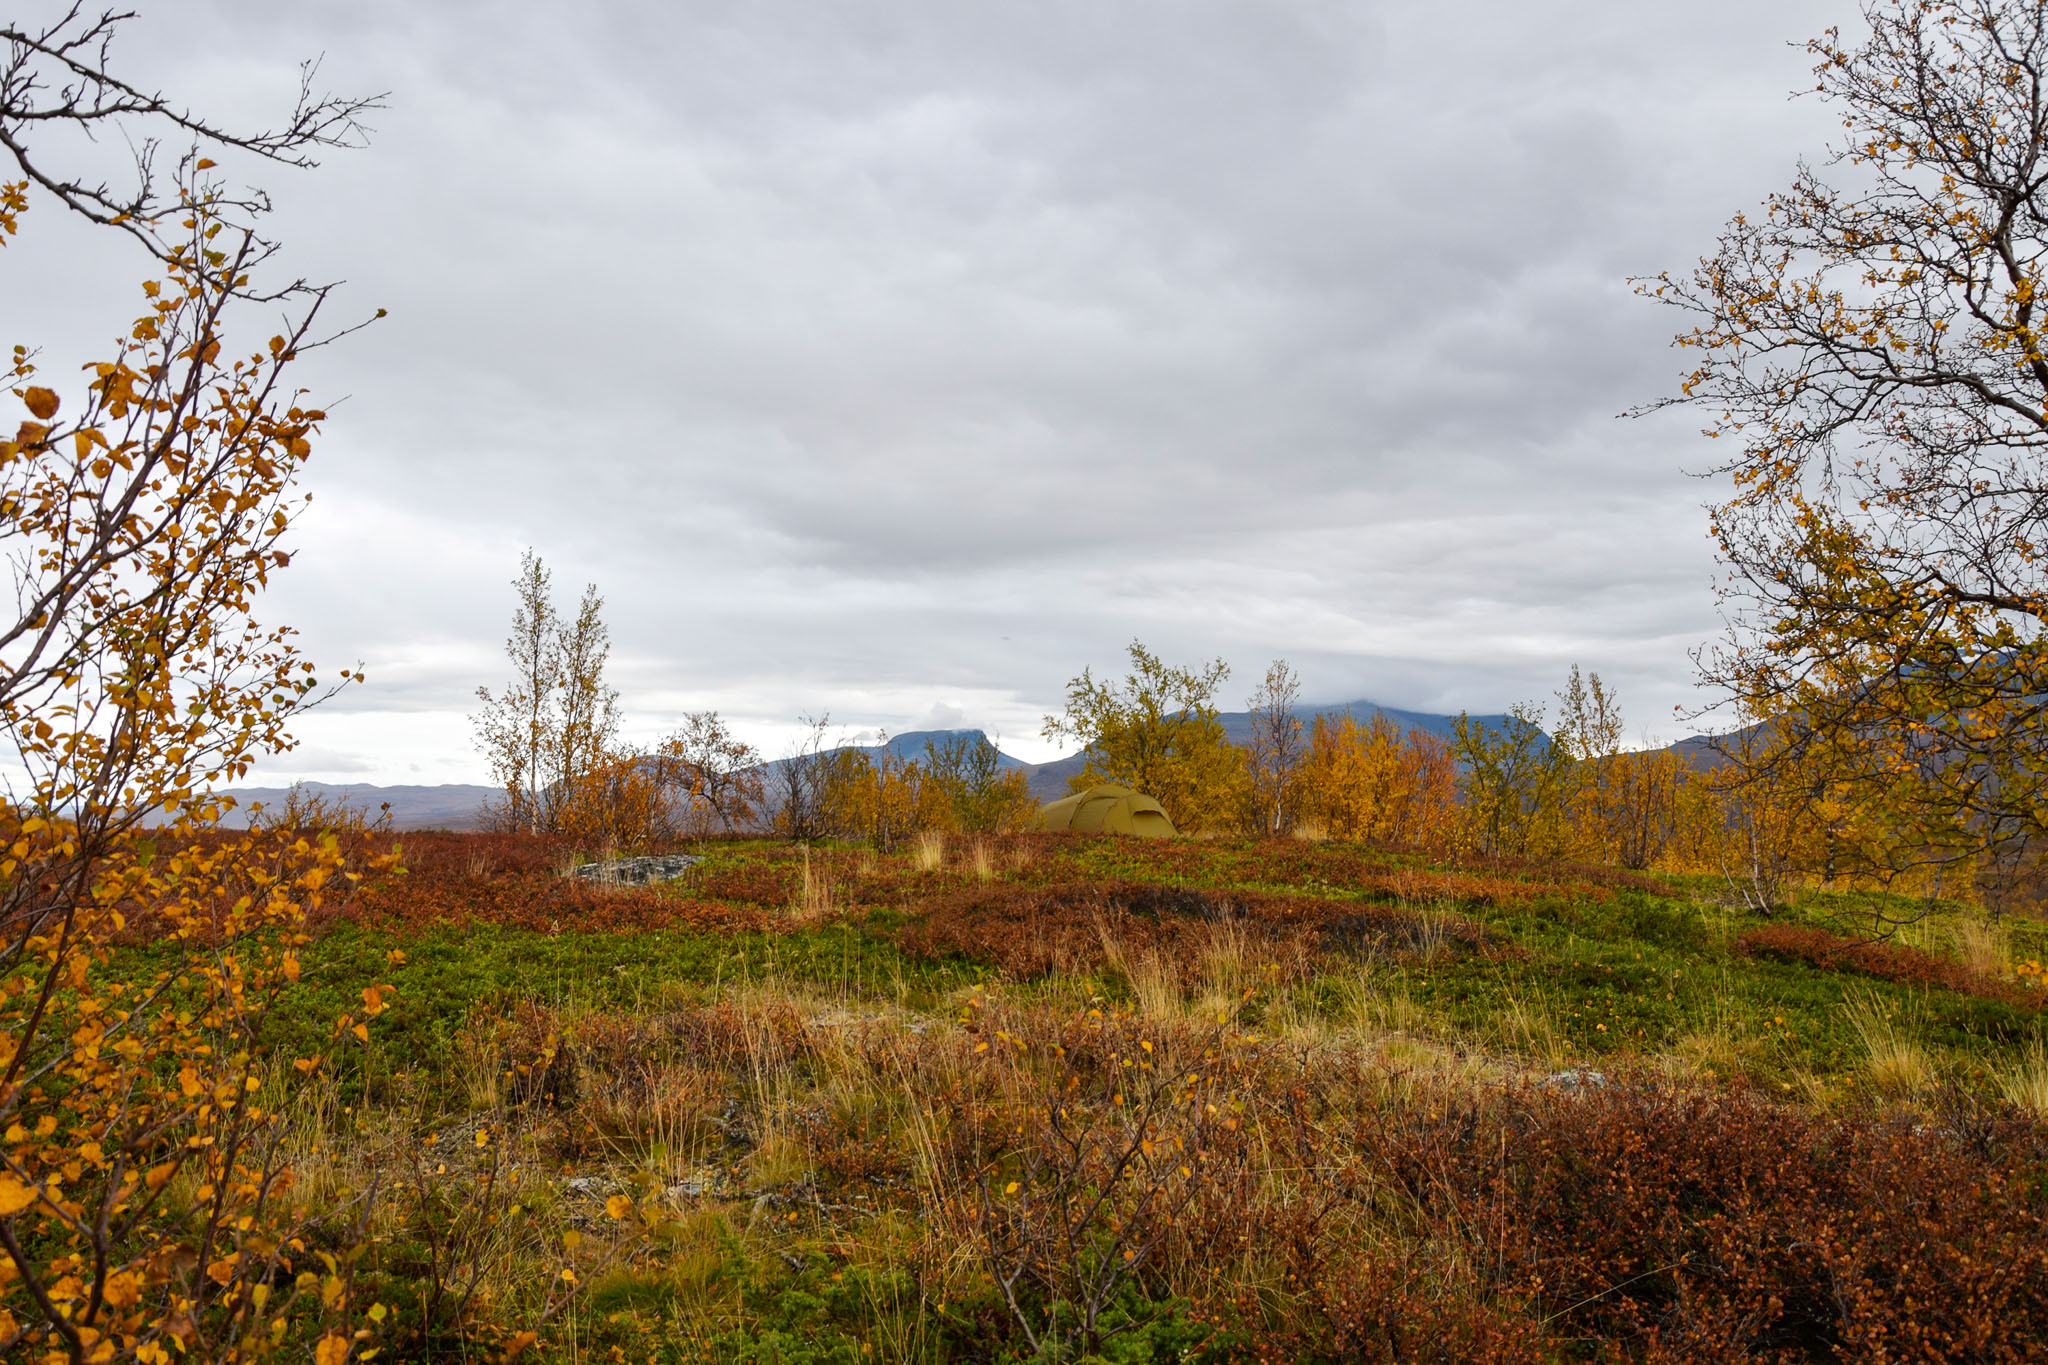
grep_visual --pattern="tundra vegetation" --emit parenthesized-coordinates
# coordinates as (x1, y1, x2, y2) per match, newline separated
(10, 2, 2048, 1363)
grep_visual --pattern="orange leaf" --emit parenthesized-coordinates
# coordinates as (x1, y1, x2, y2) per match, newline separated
(21, 387, 57, 420)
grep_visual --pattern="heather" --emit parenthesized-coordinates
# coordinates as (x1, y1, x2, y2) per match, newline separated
(228, 828, 2048, 1362)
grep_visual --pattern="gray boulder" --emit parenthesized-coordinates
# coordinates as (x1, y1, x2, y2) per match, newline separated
(569, 853, 701, 886)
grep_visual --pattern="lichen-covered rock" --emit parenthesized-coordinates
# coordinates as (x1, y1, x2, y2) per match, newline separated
(568, 853, 701, 886)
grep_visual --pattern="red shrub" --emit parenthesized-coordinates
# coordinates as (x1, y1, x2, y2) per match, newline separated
(311, 831, 768, 935)
(1737, 924, 2045, 1008)
(1329, 1079, 2048, 1362)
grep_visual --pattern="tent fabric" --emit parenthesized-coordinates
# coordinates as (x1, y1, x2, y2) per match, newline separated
(1029, 783, 1178, 837)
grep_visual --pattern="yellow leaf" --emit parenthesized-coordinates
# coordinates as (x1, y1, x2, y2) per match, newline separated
(1004, 1181, 1020, 1196)
(605, 1195, 632, 1220)
(0, 1174, 39, 1215)
(314, 1333, 350, 1365)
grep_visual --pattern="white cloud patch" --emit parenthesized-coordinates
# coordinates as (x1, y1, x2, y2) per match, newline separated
(6, 0, 1845, 780)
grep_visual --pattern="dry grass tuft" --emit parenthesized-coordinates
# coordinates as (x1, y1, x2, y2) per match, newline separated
(1843, 990, 1934, 1098)
(1496, 992, 1568, 1067)
(1191, 921, 1250, 1023)
(1337, 971, 1427, 1037)
(1097, 923, 1184, 1019)
(967, 838, 995, 882)
(1675, 1023, 1754, 1081)
(787, 847, 835, 923)
(1291, 817, 1329, 843)
(1953, 915, 2010, 979)
(2001, 1040, 2048, 1115)
(911, 830, 946, 873)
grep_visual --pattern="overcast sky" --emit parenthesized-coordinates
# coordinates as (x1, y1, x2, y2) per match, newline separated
(8, 0, 1846, 779)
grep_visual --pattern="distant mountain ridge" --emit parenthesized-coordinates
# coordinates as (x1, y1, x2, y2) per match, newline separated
(211, 782, 500, 831)
(218, 701, 1711, 829)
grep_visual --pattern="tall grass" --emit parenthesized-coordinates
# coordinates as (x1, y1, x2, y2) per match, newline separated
(1843, 989, 1934, 1097)
(2002, 1040, 2048, 1115)
(1953, 915, 2010, 979)
(1096, 923, 1183, 1019)
(967, 838, 995, 882)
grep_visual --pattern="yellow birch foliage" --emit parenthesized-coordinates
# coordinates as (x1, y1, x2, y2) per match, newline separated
(1572, 749, 1685, 870)
(818, 748, 923, 849)
(1294, 714, 1458, 849)
(0, 187, 395, 1362)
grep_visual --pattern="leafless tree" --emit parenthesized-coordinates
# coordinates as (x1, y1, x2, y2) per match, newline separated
(2, 5, 382, 282)
(662, 709, 764, 835)
(773, 713, 834, 841)
(1245, 659, 1304, 835)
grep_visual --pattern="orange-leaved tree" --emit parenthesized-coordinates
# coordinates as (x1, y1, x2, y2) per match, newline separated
(1551, 668, 1685, 870)
(0, 183, 397, 1362)
(817, 741, 926, 848)
(1452, 704, 1571, 858)
(921, 732, 1036, 833)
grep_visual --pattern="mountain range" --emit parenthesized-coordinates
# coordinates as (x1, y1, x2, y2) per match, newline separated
(215, 700, 1611, 830)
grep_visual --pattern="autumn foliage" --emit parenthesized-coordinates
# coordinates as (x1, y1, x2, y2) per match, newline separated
(0, 185, 400, 1362)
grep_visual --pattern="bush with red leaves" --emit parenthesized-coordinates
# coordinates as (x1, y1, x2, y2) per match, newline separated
(312, 831, 767, 935)
(1313, 1079, 2048, 1362)
(1737, 924, 2045, 1009)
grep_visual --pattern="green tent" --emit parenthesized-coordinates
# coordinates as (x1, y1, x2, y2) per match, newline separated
(1029, 783, 1178, 837)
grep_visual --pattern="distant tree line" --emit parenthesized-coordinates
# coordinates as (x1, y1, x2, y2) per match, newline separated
(472, 554, 2036, 922)
(470, 553, 1035, 850)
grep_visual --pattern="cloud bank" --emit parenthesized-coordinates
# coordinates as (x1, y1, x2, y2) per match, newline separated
(8, 0, 1843, 776)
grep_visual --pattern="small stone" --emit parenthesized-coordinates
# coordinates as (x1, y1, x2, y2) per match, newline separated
(1538, 1069, 1608, 1091)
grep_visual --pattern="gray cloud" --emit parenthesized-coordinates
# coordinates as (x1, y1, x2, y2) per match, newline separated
(7, 0, 1844, 776)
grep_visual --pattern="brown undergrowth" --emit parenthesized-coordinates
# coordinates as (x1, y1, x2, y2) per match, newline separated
(300, 832, 1618, 950)
(895, 879, 1516, 982)
(435, 986, 2048, 1361)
